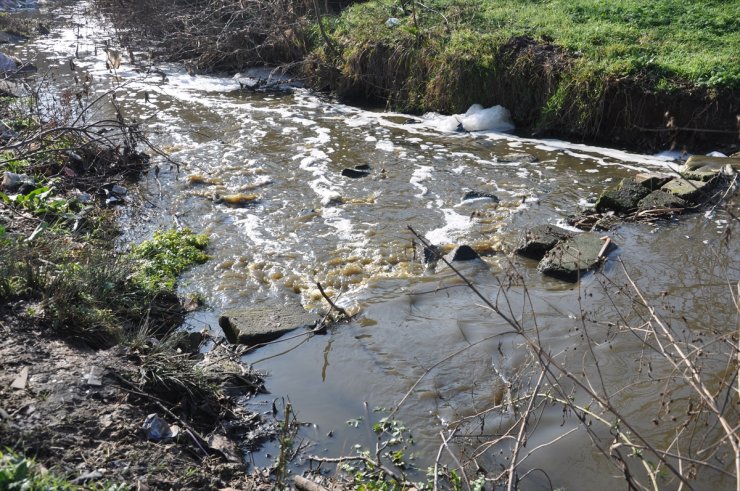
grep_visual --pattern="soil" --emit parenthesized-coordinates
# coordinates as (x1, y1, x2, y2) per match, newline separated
(0, 309, 275, 490)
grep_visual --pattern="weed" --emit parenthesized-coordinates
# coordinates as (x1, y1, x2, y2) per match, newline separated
(131, 228, 209, 293)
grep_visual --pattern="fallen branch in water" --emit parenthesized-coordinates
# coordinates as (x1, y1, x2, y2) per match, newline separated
(316, 281, 349, 319)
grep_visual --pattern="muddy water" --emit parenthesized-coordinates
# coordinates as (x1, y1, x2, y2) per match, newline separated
(9, 3, 739, 489)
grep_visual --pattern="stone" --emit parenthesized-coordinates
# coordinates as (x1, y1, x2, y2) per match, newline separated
(86, 366, 105, 386)
(514, 224, 573, 260)
(0, 79, 24, 98)
(219, 302, 318, 346)
(463, 191, 499, 202)
(341, 167, 370, 178)
(175, 331, 203, 353)
(0, 31, 28, 44)
(661, 178, 713, 203)
(422, 243, 440, 265)
(680, 155, 739, 181)
(594, 178, 652, 213)
(497, 153, 538, 163)
(213, 193, 258, 206)
(637, 190, 687, 211)
(449, 245, 480, 261)
(0, 52, 18, 72)
(2, 171, 34, 192)
(634, 172, 674, 190)
(10, 367, 28, 390)
(537, 233, 615, 282)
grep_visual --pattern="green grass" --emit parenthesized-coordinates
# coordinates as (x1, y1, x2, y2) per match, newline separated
(328, 0, 739, 89)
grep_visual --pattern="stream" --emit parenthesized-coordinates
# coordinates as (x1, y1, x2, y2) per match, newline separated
(6, 2, 739, 489)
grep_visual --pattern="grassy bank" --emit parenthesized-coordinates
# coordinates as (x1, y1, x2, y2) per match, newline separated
(95, 0, 739, 152)
(311, 0, 739, 150)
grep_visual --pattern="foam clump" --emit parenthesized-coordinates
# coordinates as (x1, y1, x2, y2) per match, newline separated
(426, 104, 515, 133)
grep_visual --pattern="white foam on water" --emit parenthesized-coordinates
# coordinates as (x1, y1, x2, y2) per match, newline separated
(375, 140, 395, 152)
(425, 208, 473, 244)
(410, 165, 433, 197)
(291, 117, 316, 126)
(306, 127, 331, 145)
(423, 104, 515, 133)
(321, 209, 358, 241)
(234, 214, 267, 245)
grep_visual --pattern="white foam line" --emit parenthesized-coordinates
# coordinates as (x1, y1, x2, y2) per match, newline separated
(410, 165, 433, 197)
(289, 91, 682, 171)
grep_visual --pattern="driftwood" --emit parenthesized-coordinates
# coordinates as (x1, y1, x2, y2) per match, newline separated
(294, 475, 334, 491)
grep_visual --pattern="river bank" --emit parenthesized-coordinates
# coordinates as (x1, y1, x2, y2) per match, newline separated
(0, 15, 272, 489)
(92, 0, 739, 154)
(2, 2, 739, 490)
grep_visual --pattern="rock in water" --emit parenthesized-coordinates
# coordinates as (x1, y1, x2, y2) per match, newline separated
(633, 172, 674, 190)
(594, 178, 652, 213)
(0, 52, 18, 72)
(515, 224, 573, 260)
(450, 245, 480, 261)
(537, 233, 615, 282)
(497, 153, 538, 164)
(463, 191, 499, 202)
(637, 190, 687, 211)
(680, 155, 740, 182)
(660, 178, 713, 203)
(219, 302, 318, 345)
(341, 167, 370, 178)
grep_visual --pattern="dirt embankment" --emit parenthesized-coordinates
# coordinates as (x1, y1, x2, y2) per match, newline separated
(0, 14, 275, 489)
(0, 321, 270, 490)
(92, 0, 738, 154)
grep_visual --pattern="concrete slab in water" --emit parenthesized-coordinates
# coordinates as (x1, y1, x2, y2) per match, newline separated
(538, 232, 615, 282)
(219, 302, 319, 346)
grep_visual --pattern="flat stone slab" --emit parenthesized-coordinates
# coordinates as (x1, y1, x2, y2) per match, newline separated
(661, 178, 713, 203)
(515, 224, 573, 260)
(219, 302, 318, 346)
(634, 172, 674, 190)
(680, 156, 740, 181)
(537, 232, 615, 282)
(595, 178, 652, 213)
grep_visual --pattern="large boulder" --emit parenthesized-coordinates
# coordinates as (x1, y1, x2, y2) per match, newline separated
(537, 232, 615, 282)
(218, 302, 319, 346)
(515, 224, 573, 260)
(594, 178, 652, 213)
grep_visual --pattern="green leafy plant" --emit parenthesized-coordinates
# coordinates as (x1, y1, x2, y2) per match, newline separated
(130, 228, 209, 293)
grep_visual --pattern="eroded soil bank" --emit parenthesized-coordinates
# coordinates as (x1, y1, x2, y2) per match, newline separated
(92, 0, 740, 153)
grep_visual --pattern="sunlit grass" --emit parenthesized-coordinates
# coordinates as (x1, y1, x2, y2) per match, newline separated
(330, 0, 739, 88)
